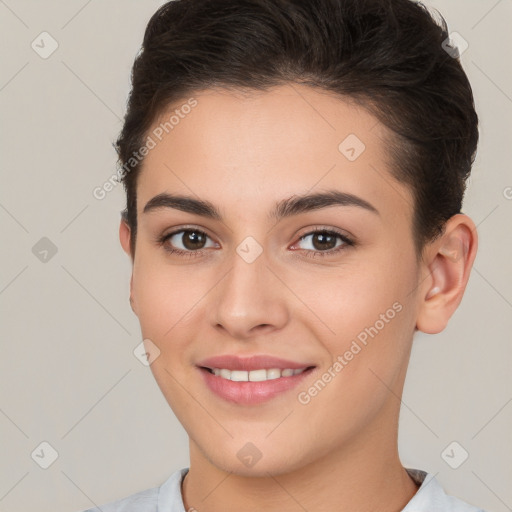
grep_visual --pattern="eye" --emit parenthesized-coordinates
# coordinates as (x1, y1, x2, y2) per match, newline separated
(291, 228, 354, 258)
(157, 226, 354, 259)
(158, 228, 217, 257)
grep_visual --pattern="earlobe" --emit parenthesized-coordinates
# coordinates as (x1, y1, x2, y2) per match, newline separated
(416, 214, 478, 334)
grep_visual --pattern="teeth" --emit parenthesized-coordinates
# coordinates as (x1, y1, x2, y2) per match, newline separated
(210, 367, 308, 381)
(248, 369, 267, 381)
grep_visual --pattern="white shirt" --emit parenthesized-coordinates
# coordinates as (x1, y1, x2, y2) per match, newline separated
(80, 467, 486, 511)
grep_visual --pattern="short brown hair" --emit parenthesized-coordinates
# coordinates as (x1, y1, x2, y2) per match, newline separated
(116, 0, 478, 257)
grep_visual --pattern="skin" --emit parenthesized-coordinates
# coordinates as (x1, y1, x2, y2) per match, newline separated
(119, 83, 478, 512)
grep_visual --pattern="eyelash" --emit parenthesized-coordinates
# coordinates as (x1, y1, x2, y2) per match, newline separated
(299, 227, 354, 259)
(156, 226, 354, 259)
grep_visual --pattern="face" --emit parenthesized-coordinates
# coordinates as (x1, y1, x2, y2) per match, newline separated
(123, 84, 423, 476)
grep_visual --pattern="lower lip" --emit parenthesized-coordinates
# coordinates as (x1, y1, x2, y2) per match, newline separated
(198, 367, 315, 405)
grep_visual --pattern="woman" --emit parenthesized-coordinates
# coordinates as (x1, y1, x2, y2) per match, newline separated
(84, 0, 484, 510)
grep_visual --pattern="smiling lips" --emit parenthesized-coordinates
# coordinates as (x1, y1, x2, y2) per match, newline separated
(196, 354, 316, 405)
(210, 367, 308, 381)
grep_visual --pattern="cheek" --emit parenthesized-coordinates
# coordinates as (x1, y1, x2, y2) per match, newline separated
(132, 258, 204, 340)
(290, 262, 417, 442)
(131, 261, 206, 417)
(291, 250, 418, 385)
(293, 258, 415, 339)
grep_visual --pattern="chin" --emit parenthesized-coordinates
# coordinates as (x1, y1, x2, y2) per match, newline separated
(204, 444, 308, 478)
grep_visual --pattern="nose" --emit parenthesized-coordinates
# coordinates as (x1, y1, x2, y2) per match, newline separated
(211, 249, 290, 339)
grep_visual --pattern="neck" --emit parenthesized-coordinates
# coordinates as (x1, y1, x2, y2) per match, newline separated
(181, 410, 419, 512)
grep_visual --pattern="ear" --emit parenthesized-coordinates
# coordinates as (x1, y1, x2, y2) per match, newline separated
(416, 213, 478, 334)
(119, 217, 137, 316)
(119, 216, 132, 258)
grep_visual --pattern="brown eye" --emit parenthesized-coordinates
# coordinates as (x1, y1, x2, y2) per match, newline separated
(297, 229, 355, 258)
(181, 230, 207, 250)
(311, 232, 338, 250)
(297, 230, 348, 252)
(161, 229, 217, 253)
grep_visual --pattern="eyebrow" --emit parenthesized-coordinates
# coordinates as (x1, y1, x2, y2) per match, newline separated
(142, 190, 379, 221)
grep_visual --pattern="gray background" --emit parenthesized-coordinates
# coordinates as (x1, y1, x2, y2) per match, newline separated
(0, 1, 511, 511)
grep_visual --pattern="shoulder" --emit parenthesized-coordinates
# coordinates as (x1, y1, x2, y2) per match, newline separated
(80, 487, 158, 512)
(78, 467, 189, 512)
(403, 469, 487, 512)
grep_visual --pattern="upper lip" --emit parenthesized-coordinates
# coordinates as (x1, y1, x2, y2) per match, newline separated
(197, 354, 315, 371)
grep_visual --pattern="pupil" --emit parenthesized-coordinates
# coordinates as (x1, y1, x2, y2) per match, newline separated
(313, 232, 336, 250)
(184, 231, 205, 250)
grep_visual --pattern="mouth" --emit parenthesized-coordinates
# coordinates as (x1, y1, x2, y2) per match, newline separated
(200, 366, 315, 381)
(197, 363, 316, 405)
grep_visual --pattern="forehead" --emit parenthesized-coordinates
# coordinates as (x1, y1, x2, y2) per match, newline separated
(136, 84, 413, 226)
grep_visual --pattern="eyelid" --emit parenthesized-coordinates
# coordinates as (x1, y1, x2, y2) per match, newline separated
(294, 225, 354, 240)
(157, 224, 355, 257)
(289, 226, 354, 252)
(156, 225, 218, 251)
(158, 224, 354, 241)
(158, 224, 215, 242)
